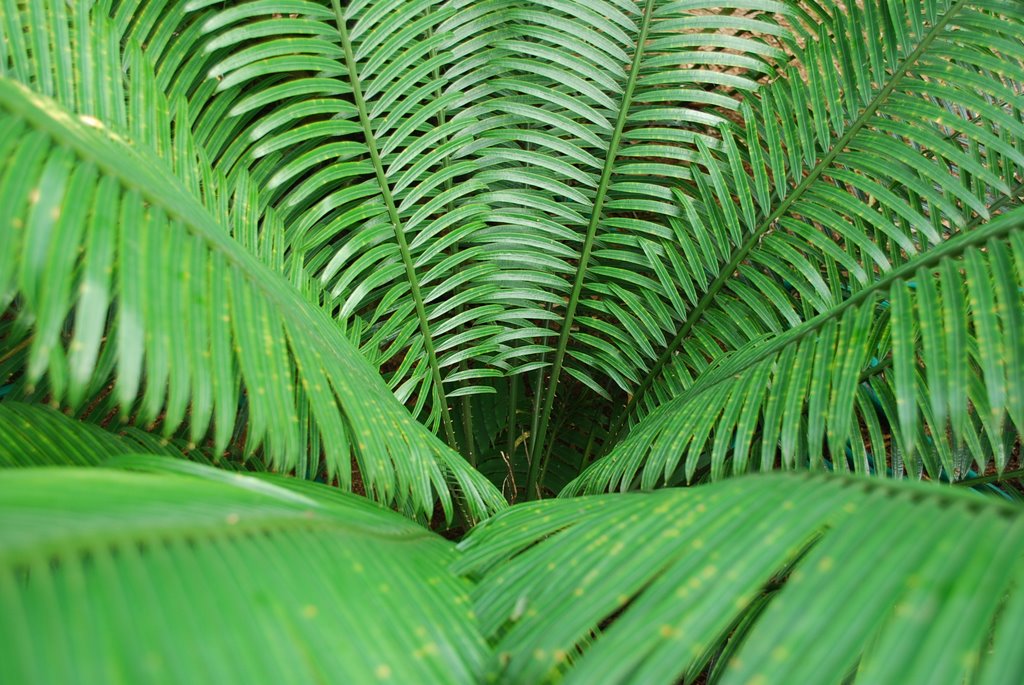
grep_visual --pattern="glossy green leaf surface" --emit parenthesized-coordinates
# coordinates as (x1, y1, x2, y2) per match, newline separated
(462, 473, 1024, 684)
(0, 466, 489, 684)
(0, 402, 180, 467)
(0, 77, 503, 521)
(571, 204, 1024, 494)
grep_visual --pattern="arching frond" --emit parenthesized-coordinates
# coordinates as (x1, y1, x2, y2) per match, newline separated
(0, 402, 182, 467)
(0, 78, 504, 519)
(6, 462, 1023, 685)
(0, 0, 307, 280)
(0, 465, 489, 684)
(461, 472, 1024, 684)
(609, 0, 1024, 442)
(168, 0, 512, 440)
(444, 0, 792, 487)
(0, 0, 360, 474)
(567, 205, 1024, 494)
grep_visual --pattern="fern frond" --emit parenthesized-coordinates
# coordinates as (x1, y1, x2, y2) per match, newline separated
(0, 77, 504, 519)
(178, 0, 513, 440)
(446, 0, 791, 485)
(0, 464, 489, 683)
(608, 0, 1024, 441)
(0, 402, 182, 467)
(568, 205, 1024, 493)
(462, 472, 1024, 684)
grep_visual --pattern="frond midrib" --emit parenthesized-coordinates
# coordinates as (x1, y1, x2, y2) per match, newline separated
(608, 0, 971, 441)
(528, 0, 657, 493)
(0, 75, 443, 459)
(329, 0, 457, 447)
(637, 192, 1024, 446)
(0, 77, 305, 337)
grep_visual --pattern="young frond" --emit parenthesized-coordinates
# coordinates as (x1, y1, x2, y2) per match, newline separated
(570, 206, 1024, 493)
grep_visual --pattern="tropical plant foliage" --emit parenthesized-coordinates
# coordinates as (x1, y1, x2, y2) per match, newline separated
(3, 459, 1024, 684)
(2, 0, 1024, 682)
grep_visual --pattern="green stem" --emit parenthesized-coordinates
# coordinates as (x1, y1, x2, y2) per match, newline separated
(954, 468, 1024, 488)
(538, 399, 575, 488)
(605, 0, 970, 446)
(0, 335, 32, 365)
(527, 359, 545, 493)
(505, 374, 519, 462)
(330, 1, 457, 449)
(526, 310, 551, 459)
(579, 419, 601, 471)
(526, 0, 657, 499)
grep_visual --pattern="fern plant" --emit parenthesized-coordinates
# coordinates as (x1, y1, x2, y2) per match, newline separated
(2, 0, 1024, 683)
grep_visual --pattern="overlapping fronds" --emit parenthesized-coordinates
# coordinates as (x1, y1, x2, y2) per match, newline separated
(610, 0, 1024, 437)
(446, 0, 792, 476)
(461, 473, 1024, 684)
(171, 0, 512, 440)
(564, 0, 1024, 490)
(0, 0, 306, 281)
(0, 78, 504, 519)
(5, 463, 1022, 685)
(0, 402, 181, 467)
(4, 0, 1024, 507)
(0, 465, 489, 684)
(567, 206, 1024, 494)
